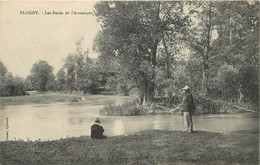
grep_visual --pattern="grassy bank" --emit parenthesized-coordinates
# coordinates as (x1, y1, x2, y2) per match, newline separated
(0, 93, 80, 105)
(0, 129, 258, 165)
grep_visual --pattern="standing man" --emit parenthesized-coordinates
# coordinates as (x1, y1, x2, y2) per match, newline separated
(179, 85, 195, 133)
(91, 118, 107, 139)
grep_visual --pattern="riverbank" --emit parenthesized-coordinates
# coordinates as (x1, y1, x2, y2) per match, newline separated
(0, 93, 84, 105)
(100, 99, 258, 116)
(1, 93, 257, 115)
(0, 92, 135, 105)
(0, 129, 258, 164)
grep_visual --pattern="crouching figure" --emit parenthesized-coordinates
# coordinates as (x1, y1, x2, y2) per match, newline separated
(91, 118, 107, 139)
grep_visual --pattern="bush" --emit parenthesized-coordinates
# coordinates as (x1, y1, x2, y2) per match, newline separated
(216, 64, 239, 100)
(99, 101, 148, 116)
(193, 96, 221, 114)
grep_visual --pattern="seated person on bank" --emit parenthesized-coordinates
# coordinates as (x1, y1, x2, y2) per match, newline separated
(91, 118, 107, 139)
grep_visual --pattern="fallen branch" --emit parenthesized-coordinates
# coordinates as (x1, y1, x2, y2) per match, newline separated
(232, 105, 258, 113)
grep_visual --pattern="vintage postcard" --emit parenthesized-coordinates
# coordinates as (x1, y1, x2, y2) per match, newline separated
(0, 1, 259, 164)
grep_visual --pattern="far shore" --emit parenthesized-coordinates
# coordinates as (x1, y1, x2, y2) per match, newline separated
(0, 92, 134, 105)
(0, 92, 82, 105)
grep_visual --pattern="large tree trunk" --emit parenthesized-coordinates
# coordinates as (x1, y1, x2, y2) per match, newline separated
(151, 39, 159, 68)
(202, 60, 209, 97)
(202, 1, 212, 98)
(139, 72, 149, 106)
(162, 37, 171, 78)
(190, 70, 193, 90)
(151, 2, 160, 68)
(149, 39, 158, 102)
(141, 1, 161, 105)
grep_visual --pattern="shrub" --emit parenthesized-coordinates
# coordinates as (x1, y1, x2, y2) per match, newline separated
(193, 96, 221, 114)
(99, 101, 148, 116)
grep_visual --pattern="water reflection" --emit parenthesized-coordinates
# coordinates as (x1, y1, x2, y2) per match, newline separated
(0, 95, 258, 141)
(112, 120, 125, 135)
(153, 115, 163, 130)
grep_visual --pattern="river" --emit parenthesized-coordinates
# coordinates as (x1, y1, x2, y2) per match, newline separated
(0, 95, 258, 141)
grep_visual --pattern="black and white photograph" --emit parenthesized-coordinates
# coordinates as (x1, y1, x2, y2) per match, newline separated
(0, 1, 259, 164)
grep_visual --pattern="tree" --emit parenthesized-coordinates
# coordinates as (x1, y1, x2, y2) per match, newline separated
(62, 40, 100, 94)
(185, 1, 215, 98)
(24, 75, 34, 91)
(213, 1, 259, 104)
(0, 60, 7, 77)
(56, 69, 66, 91)
(185, 1, 259, 104)
(63, 54, 77, 91)
(0, 60, 27, 96)
(202, 1, 212, 98)
(94, 1, 190, 104)
(207, 1, 259, 104)
(30, 60, 55, 91)
(238, 65, 259, 105)
(0, 74, 26, 96)
(216, 64, 239, 101)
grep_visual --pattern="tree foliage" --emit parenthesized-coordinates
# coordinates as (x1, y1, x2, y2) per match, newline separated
(94, 1, 190, 103)
(0, 2, 258, 109)
(0, 60, 27, 96)
(61, 41, 99, 94)
(93, 1, 258, 108)
(184, 1, 259, 104)
(29, 60, 55, 92)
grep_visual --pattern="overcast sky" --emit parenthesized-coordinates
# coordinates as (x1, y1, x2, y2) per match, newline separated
(0, 1, 101, 78)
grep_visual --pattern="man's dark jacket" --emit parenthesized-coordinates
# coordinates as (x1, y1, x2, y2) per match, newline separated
(91, 124, 105, 139)
(180, 92, 196, 114)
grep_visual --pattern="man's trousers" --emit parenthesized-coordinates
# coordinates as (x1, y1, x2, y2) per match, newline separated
(183, 112, 193, 132)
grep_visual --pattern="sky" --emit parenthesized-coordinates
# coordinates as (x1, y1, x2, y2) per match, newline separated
(0, 1, 101, 78)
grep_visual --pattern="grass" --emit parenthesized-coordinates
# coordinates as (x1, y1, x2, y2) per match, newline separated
(0, 129, 258, 165)
(0, 93, 80, 105)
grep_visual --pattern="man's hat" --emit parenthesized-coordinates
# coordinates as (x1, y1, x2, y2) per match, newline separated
(95, 118, 101, 124)
(182, 85, 190, 90)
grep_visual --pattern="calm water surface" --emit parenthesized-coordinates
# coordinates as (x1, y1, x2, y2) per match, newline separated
(0, 95, 258, 141)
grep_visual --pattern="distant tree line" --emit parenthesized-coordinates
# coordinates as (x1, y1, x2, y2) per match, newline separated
(0, 61, 27, 96)
(0, 40, 107, 96)
(0, 1, 258, 109)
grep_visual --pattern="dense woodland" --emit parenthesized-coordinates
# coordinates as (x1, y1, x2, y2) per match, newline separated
(0, 1, 259, 108)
